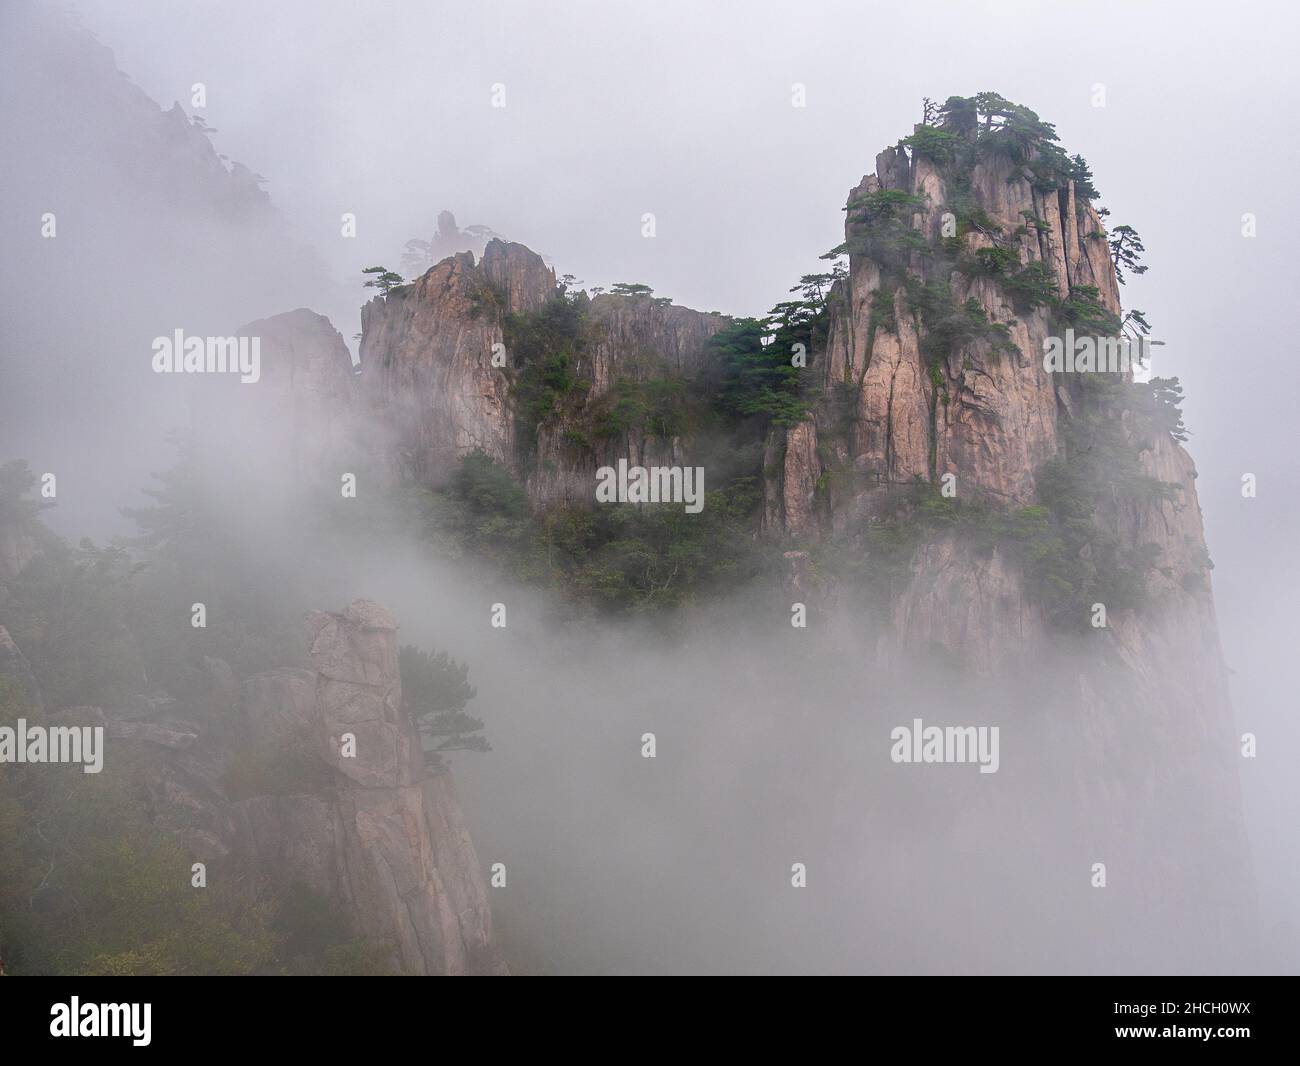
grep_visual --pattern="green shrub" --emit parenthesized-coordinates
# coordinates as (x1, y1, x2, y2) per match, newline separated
(504, 297, 590, 449)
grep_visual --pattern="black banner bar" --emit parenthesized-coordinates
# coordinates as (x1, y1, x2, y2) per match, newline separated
(0, 977, 1292, 1053)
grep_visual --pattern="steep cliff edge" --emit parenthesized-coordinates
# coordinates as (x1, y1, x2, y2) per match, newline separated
(0, 600, 505, 975)
(358, 241, 554, 485)
(357, 241, 729, 504)
(188, 308, 358, 488)
(522, 292, 730, 506)
(763, 119, 1125, 528)
(199, 94, 1252, 966)
(761, 96, 1252, 957)
(777, 100, 1217, 625)
(233, 600, 504, 975)
(339, 95, 1251, 961)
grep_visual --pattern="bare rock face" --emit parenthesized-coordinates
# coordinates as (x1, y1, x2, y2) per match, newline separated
(762, 419, 821, 538)
(235, 793, 341, 900)
(770, 143, 1123, 532)
(0, 520, 39, 586)
(808, 150, 1112, 513)
(360, 241, 556, 487)
(584, 295, 728, 398)
(878, 535, 1044, 675)
(187, 308, 358, 496)
(305, 600, 416, 790)
(764, 129, 1226, 684)
(420, 210, 507, 269)
(0, 625, 41, 710)
(756, 124, 1252, 959)
(91, 600, 505, 974)
(234, 308, 355, 423)
(240, 667, 316, 752)
(357, 242, 727, 506)
(238, 599, 505, 975)
(100, 703, 240, 863)
(481, 240, 556, 315)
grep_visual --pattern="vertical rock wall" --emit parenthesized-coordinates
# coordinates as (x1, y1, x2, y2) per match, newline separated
(236, 600, 505, 975)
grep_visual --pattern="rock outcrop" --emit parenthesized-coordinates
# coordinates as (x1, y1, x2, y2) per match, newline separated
(359, 240, 553, 486)
(234, 599, 505, 974)
(526, 295, 729, 506)
(583, 294, 727, 397)
(756, 118, 1253, 960)
(236, 309, 355, 426)
(190, 96, 1252, 967)
(357, 243, 728, 505)
(186, 308, 358, 491)
(765, 143, 1119, 531)
(0, 520, 39, 587)
(26, 602, 507, 975)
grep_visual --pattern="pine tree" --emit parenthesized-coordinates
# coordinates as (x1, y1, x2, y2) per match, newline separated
(399, 645, 489, 757)
(362, 265, 405, 297)
(1108, 225, 1148, 285)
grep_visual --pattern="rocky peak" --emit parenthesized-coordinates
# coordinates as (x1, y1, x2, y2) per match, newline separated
(299, 598, 504, 974)
(237, 308, 356, 397)
(764, 102, 1151, 539)
(357, 243, 555, 486)
(304, 599, 418, 788)
(481, 239, 558, 314)
(355, 239, 732, 502)
(180, 308, 358, 499)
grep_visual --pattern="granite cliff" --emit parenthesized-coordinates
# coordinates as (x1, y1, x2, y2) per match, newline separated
(0, 598, 504, 975)
(268, 94, 1245, 961)
(0, 80, 1256, 971)
(357, 239, 730, 507)
(237, 600, 504, 975)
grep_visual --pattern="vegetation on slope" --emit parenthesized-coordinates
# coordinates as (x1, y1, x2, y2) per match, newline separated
(0, 457, 481, 974)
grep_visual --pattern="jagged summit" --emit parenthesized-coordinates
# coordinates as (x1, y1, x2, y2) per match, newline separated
(0, 44, 1263, 975)
(227, 97, 1249, 958)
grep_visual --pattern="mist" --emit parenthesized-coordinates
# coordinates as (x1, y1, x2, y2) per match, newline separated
(2, 0, 1296, 976)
